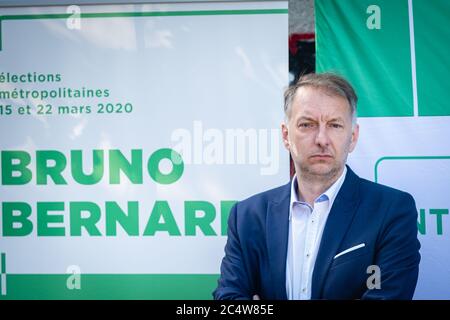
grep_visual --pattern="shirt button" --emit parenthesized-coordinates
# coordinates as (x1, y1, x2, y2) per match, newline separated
(306, 253, 310, 258)
(302, 288, 306, 292)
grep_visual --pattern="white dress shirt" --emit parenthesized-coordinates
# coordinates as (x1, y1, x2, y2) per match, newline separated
(285, 167, 347, 300)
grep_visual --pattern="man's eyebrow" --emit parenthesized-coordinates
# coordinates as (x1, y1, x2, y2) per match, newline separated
(296, 116, 345, 123)
(328, 117, 345, 122)
(296, 116, 316, 122)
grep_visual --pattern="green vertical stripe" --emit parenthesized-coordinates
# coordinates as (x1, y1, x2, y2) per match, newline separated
(413, 0, 450, 116)
(1, 253, 5, 273)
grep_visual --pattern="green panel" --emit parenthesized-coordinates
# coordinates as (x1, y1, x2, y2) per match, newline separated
(316, 0, 413, 117)
(0, 274, 219, 300)
(413, 0, 450, 116)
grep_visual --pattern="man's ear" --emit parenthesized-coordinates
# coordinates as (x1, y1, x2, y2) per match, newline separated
(281, 122, 290, 150)
(349, 123, 359, 153)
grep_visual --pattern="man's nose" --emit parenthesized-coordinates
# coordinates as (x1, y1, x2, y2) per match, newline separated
(314, 124, 330, 148)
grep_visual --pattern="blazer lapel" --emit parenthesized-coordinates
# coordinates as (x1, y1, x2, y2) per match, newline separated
(266, 182, 290, 300)
(311, 166, 361, 299)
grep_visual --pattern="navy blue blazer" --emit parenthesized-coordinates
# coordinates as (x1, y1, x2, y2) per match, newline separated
(213, 166, 420, 300)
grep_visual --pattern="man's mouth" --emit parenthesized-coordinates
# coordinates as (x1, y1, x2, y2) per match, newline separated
(309, 154, 333, 160)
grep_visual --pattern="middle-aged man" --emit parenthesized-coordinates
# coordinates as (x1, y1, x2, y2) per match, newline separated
(213, 73, 421, 300)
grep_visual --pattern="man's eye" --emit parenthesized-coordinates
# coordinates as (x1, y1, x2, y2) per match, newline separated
(329, 123, 343, 129)
(299, 123, 314, 128)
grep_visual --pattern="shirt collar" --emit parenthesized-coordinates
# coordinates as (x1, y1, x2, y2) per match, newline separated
(289, 166, 347, 220)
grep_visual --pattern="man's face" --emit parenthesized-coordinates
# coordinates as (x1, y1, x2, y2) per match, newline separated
(282, 86, 359, 180)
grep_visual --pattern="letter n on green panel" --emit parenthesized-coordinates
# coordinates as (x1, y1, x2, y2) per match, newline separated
(315, 0, 413, 117)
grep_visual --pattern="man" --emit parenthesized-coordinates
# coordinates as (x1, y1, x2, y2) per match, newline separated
(213, 73, 420, 300)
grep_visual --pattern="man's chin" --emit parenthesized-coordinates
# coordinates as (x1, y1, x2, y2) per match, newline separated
(303, 163, 339, 177)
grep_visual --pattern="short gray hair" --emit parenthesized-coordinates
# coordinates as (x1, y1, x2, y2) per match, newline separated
(284, 72, 358, 124)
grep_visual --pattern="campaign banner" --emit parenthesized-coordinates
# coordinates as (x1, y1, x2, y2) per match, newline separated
(0, 1, 289, 299)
